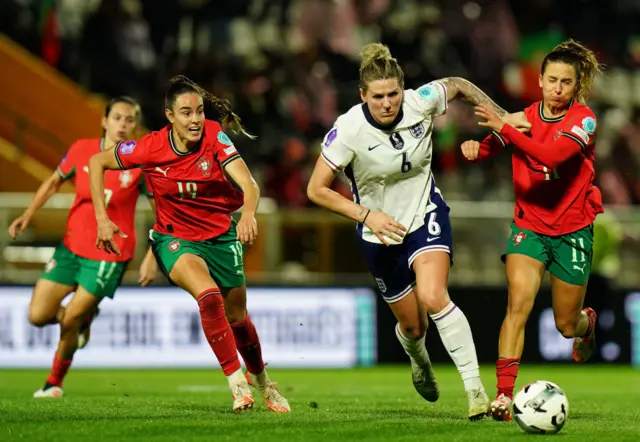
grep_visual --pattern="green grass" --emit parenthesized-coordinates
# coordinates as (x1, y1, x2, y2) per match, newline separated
(1, 365, 638, 441)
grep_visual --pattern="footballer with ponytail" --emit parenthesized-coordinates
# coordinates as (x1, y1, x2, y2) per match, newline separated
(88, 73, 291, 414)
(541, 39, 604, 104)
(467, 39, 605, 423)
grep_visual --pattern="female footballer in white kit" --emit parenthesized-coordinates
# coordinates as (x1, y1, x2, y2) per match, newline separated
(307, 42, 530, 420)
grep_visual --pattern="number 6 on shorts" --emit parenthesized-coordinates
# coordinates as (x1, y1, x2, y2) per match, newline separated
(427, 212, 441, 236)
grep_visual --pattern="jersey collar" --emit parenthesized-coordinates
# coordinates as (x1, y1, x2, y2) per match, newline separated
(168, 126, 204, 156)
(362, 103, 404, 131)
(538, 99, 574, 123)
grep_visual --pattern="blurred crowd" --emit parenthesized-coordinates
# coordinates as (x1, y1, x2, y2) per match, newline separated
(3, 0, 640, 208)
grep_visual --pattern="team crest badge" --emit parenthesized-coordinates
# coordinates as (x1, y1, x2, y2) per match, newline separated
(375, 277, 387, 293)
(513, 231, 527, 246)
(168, 240, 181, 252)
(119, 170, 133, 188)
(197, 156, 211, 177)
(409, 123, 425, 139)
(44, 258, 56, 274)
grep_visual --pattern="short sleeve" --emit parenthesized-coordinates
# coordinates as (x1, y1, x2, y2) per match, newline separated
(413, 81, 448, 117)
(213, 130, 241, 169)
(138, 173, 153, 197)
(56, 143, 77, 179)
(560, 107, 597, 150)
(114, 137, 149, 169)
(320, 122, 354, 171)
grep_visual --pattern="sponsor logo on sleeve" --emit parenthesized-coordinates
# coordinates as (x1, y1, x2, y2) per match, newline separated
(217, 132, 233, 146)
(119, 141, 136, 155)
(581, 117, 596, 135)
(571, 125, 590, 144)
(323, 128, 338, 148)
(417, 84, 435, 100)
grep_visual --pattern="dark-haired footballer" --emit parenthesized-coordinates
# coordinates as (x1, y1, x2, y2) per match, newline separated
(88, 76, 290, 414)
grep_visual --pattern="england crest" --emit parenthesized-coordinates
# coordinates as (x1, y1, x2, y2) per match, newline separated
(409, 123, 425, 139)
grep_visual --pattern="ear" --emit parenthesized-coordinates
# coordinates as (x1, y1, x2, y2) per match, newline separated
(538, 74, 543, 89)
(359, 88, 367, 103)
(164, 108, 174, 124)
(101, 116, 108, 132)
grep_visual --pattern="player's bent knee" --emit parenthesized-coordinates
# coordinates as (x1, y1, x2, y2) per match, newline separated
(398, 322, 425, 339)
(27, 308, 51, 327)
(415, 286, 449, 314)
(554, 318, 577, 338)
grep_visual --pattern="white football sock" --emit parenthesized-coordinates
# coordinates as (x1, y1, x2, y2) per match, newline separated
(226, 368, 246, 388)
(395, 323, 431, 367)
(430, 301, 483, 391)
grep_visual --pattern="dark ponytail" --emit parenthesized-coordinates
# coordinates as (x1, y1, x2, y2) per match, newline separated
(164, 75, 255, 139)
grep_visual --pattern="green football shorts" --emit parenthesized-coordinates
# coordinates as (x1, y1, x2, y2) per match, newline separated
(41, 243, 128, 298)
(503, 222, 594, 285)
(149, 221, 245, 289)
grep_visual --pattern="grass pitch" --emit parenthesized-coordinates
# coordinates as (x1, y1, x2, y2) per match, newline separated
(1, 365, 638, 441)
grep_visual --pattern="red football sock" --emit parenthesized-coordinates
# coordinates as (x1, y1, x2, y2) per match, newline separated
(45, 354, 73, 387)
(231, 314, 265, 375)
(496, 358, 520, 399)
(197, 289, 241, 376)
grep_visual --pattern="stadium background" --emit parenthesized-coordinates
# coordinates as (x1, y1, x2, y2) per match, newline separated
(0, 0, 639, 371)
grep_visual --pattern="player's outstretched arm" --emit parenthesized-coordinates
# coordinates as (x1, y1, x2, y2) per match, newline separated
(88, 149, 128, 255)
(224, 158, 260, 245)
(475, 104, 583, 168)
(440, 77, 531, 131)
(461, 132, 506, 164)
(8, 171, 66, 239)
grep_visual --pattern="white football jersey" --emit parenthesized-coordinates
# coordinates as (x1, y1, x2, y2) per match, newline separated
(321, 80, 448, 245)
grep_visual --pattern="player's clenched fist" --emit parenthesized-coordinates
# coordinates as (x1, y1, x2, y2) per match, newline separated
(236, 214, 258, 245)
(96, 217, 127, 255)
(461, 140, 481, 161)
(363, 210, 407, 245)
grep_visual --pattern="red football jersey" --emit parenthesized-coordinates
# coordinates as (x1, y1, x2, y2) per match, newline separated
(57, 138, 150, 261)
(114, 120, 244, 241)
(474, 101, 603, 235)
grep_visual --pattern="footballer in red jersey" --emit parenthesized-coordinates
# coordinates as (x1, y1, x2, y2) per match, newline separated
(88, 75, 290, 414)
(8, 97, 158, 398)
(461, 40, 603, 421)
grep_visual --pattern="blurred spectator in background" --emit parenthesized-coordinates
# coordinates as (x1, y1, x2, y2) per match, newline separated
(2, 0, 640, 211)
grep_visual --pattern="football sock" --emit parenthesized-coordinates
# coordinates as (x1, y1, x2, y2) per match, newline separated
(230, 314, 265, 376)
(45, 354, 72, 387)
(496, 358, 520, 399)
(395, 323, 431, 367)
(430, 301, 483, 391)
(197, 289, 241, 376)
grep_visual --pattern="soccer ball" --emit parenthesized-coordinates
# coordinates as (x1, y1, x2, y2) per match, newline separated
(512, 380, 569, 434)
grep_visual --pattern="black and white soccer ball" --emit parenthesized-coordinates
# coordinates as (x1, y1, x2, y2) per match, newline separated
(513, 380, 569, 434)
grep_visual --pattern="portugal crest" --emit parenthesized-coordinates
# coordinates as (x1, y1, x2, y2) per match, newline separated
(44, 258, 56, 274)
(168, 240, 181, 252)
(409, 123, 425, 139)
(197, 156, 211, 177)
(513, 231, 527, 246)
(119, 170, 133, 188)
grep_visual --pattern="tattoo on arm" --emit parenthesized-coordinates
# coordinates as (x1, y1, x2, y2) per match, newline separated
(441, 77, 507, 117)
